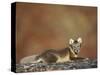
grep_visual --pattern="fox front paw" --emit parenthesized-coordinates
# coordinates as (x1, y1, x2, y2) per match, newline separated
(83, 58, 89, 61)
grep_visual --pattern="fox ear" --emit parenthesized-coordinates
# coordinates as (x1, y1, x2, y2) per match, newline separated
(77, 37, 82, 43)
(69, 38, 74, 44)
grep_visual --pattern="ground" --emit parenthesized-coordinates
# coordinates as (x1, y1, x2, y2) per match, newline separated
(16, 59, 97, 73)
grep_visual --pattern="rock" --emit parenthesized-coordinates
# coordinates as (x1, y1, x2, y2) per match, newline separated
(16, 59, 97, 73)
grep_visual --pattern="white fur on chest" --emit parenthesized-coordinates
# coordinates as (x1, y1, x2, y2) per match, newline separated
(56, 53, 70, 63)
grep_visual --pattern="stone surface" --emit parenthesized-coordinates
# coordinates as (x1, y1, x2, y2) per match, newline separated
(16, 59, 97, 73)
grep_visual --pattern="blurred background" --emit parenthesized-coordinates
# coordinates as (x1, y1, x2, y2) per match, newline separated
(16, 2, 97, 63)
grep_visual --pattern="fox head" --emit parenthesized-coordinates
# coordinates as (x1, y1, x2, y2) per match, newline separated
(69, 37, 82, 55)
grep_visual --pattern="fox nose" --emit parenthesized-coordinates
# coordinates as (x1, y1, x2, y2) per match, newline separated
(75, 52, 78, 54)
(76, 49, 80, 53)
(74, 49, 79, 54)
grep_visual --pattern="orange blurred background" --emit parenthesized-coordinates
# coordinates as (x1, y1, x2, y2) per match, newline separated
(16, 2, 97, 63)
